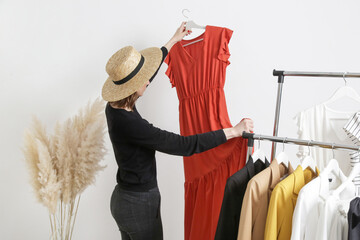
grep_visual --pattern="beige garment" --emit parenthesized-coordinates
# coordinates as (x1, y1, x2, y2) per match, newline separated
(237, 159, 294, 240)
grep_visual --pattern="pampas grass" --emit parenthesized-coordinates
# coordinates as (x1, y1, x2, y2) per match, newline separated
(22, 98, 107, 240)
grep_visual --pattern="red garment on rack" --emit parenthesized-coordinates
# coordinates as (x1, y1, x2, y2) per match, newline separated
(165, 25, 248, 240)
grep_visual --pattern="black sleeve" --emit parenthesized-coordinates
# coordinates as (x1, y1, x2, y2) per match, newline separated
(149, 46, 168, 83)
(122, 117, 227, 156)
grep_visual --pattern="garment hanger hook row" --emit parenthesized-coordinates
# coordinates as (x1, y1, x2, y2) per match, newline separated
(182, 9, 190, 19)
(343, 72, 348, 86)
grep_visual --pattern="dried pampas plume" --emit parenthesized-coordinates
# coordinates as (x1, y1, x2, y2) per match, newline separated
(23, 128, 42, 203)
(23, 116, 57, 208)
(36, 139, 60, 214)
(22, 98, 107, 240)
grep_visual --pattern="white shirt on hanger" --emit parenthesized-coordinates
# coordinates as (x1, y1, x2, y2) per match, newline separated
(328, 200, 349, 240)
(290, 163, 350, 240)
(315, 193, 354, 240)
(294, 103, 355, 173)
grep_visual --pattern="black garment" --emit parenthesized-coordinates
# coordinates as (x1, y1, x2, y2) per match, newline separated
(348, 197, 360, 240)
(110, 185, 163, 240)
(215, 156, 270, 240)
(105, 45, 227, 192)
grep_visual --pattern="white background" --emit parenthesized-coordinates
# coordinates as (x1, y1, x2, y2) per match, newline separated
(1, 0, 360, 239)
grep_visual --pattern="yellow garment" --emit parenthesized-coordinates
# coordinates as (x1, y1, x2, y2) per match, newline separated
(264, 166, 320, 240)
(237, 159, 294, 240)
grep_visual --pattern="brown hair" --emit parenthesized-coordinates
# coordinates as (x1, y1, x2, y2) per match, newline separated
(110, 92, 139, 110)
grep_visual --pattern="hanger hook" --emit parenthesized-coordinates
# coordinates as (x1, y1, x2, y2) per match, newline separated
(308, 140, 311, 156)
(343, 72, 348, 86)
(282, 137, 287, 151)
(257, 136, 261, 149)
(332, 143, 335, 159)
(182, 9, 190, 19)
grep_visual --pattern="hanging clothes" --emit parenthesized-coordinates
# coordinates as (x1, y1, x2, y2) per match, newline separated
(264, 166, 319, 240)
(294, 103, 355, 173)
(165, 25, 248, 240)
(237, 159, 294, 240)
(315, 192, 355, 240)
(348, 197, 360, 240)
(328, 198, 349, 240)
(343, 112, 360, 196)
(291, 161, 348, 240)
(215, 156, 270, 240)
(343, 112, 360, 145)
(289, 161, 355, 240)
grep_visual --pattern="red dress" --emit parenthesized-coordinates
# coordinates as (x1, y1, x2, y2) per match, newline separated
(165, 25, 248, 240)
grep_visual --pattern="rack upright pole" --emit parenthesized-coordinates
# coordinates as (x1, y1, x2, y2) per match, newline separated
(271, 71, 284, 161)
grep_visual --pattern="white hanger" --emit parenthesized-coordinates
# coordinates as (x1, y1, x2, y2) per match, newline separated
(323, 72, 360, 106)
(317, 158, 348, 199)
(301, 156, 317, 173)
(301, 140, 317, 173)
(182, 9, 206, 31)
(251, 139, 266, 163)
(321, 158, 348, 190)
(276, 138, 289, 168)
(332, 163, 360, 196)
(331, 147, 360, 196)
(182, 9, 206, 47)
(322, 158, 341, 178)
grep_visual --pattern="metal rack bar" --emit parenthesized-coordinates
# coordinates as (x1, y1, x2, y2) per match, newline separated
(273, 70, 360, 78)
(244, 132, 360, 162)
(271, 69, 360, 161)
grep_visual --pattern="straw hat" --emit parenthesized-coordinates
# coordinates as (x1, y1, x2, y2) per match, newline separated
(102, 46, 163, 102)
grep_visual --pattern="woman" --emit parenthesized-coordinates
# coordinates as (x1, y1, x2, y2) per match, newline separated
(102, 22, 254, 240)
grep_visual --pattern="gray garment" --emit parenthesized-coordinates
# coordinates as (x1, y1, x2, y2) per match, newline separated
(348, 197, 360, 240)
(110, 185, 163, 240)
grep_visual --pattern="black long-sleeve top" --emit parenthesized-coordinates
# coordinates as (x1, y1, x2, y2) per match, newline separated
(105, 46, 227, 191)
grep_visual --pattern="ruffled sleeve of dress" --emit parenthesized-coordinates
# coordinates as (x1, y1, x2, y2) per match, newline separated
(217, 27, 233, 65)
(164, 51, 176, 88)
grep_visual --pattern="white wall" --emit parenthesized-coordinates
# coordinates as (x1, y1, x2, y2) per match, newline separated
(1, 0, 360, 239)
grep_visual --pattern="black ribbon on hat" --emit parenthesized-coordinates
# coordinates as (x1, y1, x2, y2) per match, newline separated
(113, 55, 145, 85)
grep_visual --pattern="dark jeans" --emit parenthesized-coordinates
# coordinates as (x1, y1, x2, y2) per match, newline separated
(110, 185, 163, 240)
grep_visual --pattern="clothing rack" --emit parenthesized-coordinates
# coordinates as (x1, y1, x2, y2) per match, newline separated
(271, 70, 360, 161)
(243, 132, 360, 163)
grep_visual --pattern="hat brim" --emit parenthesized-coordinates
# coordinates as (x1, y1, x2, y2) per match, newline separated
(102, 47, 163, 102)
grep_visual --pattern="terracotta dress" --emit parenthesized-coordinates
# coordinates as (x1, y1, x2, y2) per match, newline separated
(165, 25, 248, 240)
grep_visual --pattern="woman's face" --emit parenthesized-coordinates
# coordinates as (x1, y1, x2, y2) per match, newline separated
(136, 80, 150, 97)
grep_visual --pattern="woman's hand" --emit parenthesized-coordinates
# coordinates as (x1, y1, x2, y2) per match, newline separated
(172, 22, 192, 42)
(164, 22, 192, 51)
(223, 118, 254, 140)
